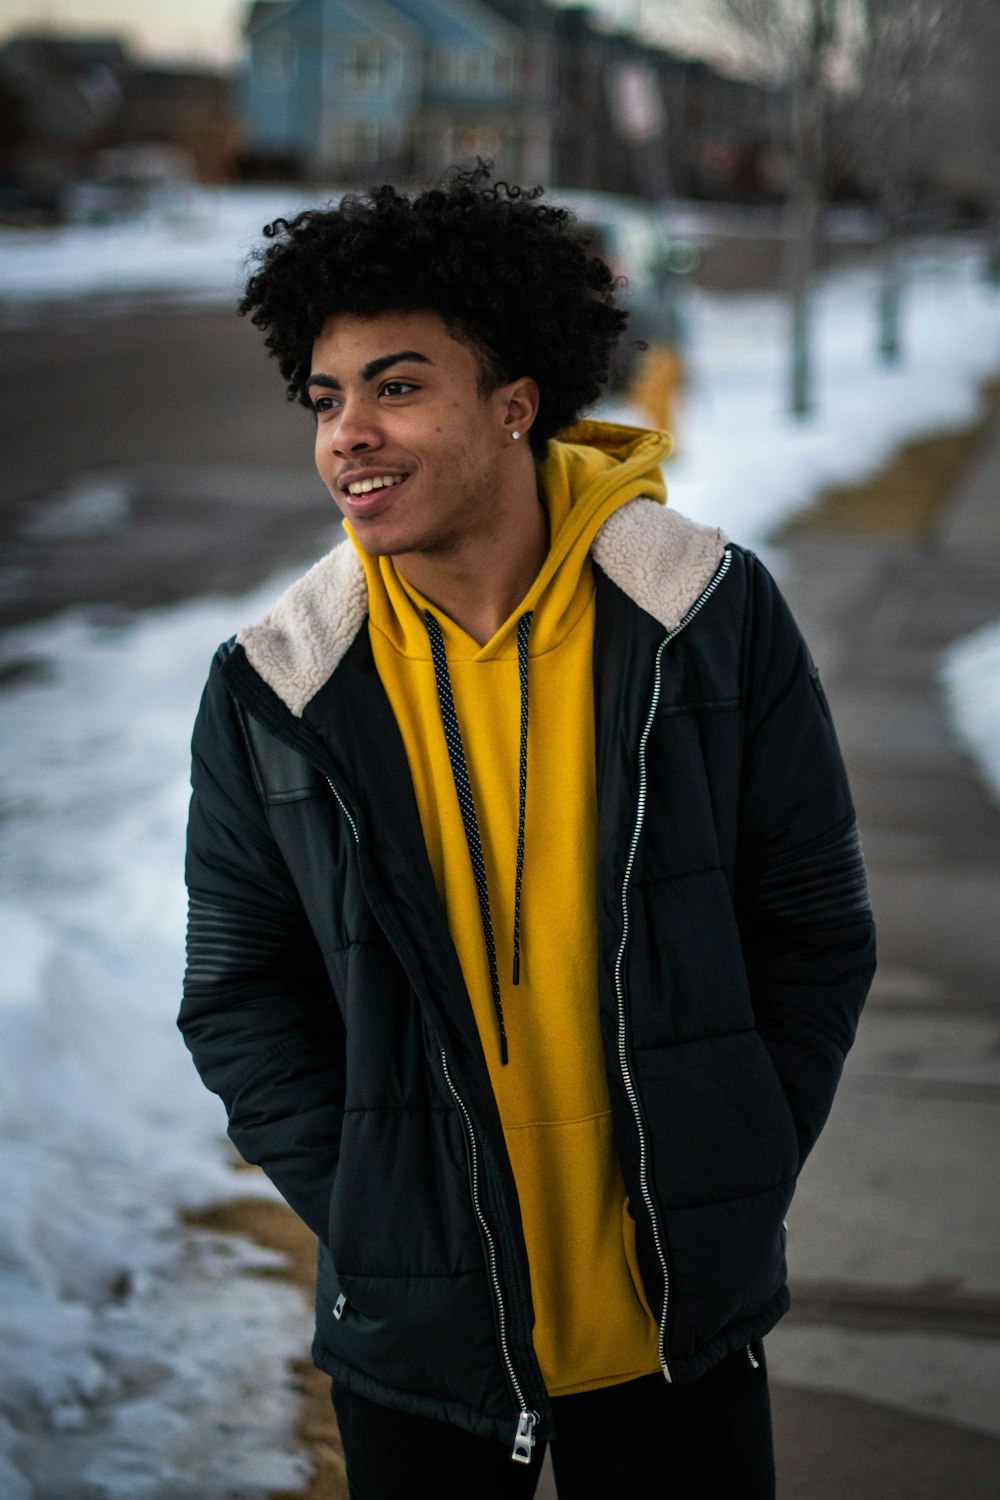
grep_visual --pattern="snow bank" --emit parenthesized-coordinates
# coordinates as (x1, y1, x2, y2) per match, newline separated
(940, 620, 1000, 803)
(0, 187, 331, 307)
(668, 240, 1000, 544)
(0, 585, 314, 1498)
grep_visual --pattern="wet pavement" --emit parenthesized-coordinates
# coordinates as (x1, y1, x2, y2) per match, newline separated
(0, 301, 334, 631)
(758, 413, 1000, 1496)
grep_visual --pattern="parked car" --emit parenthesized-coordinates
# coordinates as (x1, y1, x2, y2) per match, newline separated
(63, 144, 197, 223)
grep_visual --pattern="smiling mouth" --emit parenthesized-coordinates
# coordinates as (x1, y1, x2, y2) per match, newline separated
(341, 473, 408, 497)
(337, 473, 410, 518)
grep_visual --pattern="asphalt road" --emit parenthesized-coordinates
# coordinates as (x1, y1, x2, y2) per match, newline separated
(0, 300, 338, 630)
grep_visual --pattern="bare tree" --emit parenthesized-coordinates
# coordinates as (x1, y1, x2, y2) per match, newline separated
(923, 0, 1000, 285)
(717, 0, 839, 417)
(843, 0, 959, 363)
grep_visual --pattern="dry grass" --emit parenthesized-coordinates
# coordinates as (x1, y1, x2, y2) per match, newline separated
(778, 380, 1000, 541)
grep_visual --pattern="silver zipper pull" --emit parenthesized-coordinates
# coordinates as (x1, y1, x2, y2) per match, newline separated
(746, 1343, 760, 1370)
(333, 1293, 347, 1320)
(511, 1410, 537, 1464)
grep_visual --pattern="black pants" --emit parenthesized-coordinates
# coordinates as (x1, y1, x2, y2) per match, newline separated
(331, 1342, 775, 1499)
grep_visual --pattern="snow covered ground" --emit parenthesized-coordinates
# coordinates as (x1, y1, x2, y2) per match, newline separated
(666, 240, 1000, 549)
(0, 190, 874, 312)
(0, 187, 330, 310)
(2, 205, 1000, 1497)
(0, 585, 315, 1500)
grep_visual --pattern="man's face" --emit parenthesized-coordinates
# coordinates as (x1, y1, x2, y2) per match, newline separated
(308, 309, 515, 561)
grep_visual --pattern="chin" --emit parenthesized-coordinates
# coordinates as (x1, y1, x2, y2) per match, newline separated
(350, 524, 414, 557)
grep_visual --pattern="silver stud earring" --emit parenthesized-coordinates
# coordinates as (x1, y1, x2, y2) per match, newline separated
(512, 430, 521, 441)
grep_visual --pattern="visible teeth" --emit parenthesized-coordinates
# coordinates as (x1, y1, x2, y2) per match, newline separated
(347, 474, 404, 496)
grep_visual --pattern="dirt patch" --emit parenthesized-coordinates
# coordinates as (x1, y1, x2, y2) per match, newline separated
(184, 1194, 347, 1500)
(777, 379, 1000, 542)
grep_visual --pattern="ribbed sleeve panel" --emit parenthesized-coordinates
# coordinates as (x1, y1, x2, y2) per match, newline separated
(183, 893, 302, 988)
(752, 820, 871, 926)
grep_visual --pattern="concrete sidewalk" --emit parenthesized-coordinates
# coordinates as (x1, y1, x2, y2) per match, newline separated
(762, 409, 1000, 1496)
(536, 417, 1000, 1499)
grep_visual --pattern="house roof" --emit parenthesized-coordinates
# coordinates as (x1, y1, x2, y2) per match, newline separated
(244, 0, 421, 46)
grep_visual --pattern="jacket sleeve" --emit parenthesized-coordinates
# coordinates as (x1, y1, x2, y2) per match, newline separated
(735, 553, 876, 1170)
(178, 645, 345, 1241)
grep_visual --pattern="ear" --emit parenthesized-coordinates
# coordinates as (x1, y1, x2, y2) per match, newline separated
(499, 376, 540, 441)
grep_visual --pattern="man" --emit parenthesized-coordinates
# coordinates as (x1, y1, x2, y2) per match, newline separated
(179, 167, 875, 1499)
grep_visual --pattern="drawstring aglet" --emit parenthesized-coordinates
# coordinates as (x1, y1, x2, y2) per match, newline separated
(512, 953, 520, 986)
(499, 1031, 509, 1066)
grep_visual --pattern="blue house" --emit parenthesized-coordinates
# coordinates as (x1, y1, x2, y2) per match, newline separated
(244, 0, 420, 176)
(242, 0, 551, 182)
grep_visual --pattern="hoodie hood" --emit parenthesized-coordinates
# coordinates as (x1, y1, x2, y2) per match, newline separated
(520, 419, 671, 641)
(237, 421, 728, 716)
(348, 418, 674, 666)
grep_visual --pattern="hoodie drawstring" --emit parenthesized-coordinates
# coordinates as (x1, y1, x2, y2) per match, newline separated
(424, 608, 533, 1065)
(512, 611, 531, 987)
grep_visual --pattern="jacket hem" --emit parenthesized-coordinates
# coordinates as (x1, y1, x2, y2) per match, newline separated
(313, 1342, 547, 1445)
(666, 1285, 790, 1385)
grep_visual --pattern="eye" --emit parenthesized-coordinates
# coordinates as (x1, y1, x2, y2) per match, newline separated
(311, 395, 338, 415)
(381, 380, 417, 398)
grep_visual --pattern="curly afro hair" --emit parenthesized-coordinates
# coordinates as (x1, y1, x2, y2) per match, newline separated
(238, 163, 629, 455)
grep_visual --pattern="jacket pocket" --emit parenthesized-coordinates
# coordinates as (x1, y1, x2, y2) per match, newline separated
(621, 1197, 657, 1325)
(314, 1244, 511, 1420)
(752, 1030, 802, 1178)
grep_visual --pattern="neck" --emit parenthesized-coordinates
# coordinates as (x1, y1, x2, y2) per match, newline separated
(395, 479, 548, 646)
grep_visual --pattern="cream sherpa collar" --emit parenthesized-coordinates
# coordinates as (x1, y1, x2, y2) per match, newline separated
(237, 498, 728, 718)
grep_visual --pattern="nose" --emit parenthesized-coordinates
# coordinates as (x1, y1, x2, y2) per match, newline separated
(327, 396, 382, 458)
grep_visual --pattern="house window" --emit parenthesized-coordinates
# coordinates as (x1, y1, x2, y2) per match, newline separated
(435, 50, 488, 88)
(445, 123, 502, 160)
(493, 53, 514, 90)
(258, 30, 297, 89)
(342, 42, 385, 93)
(339, 117, 383, 165)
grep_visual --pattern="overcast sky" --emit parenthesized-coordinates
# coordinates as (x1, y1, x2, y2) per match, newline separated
(0, 0, 742, 70)
(0, 0, 246, 65)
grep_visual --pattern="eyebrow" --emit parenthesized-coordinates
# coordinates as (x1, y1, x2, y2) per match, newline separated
(305, 349, 432, 391)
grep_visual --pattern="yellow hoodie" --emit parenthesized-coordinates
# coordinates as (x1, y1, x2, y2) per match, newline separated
(348, 421, 670, 1395)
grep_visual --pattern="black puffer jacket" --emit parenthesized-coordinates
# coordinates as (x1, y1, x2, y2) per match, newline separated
(179, 498, 875, 1461)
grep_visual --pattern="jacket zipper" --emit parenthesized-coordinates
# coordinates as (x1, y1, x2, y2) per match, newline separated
(322, 548, 731, 1440)
(326, 774, 538, 1465)
(326, 777, 360, 844)
(440, 1050, 539, 1465)
(614, 547, 733, 1381)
